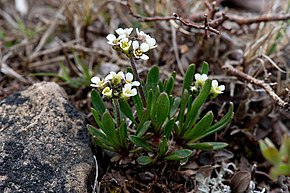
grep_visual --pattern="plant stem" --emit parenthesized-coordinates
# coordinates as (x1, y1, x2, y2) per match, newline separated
(113, 98, 121, 127)
(129, 57, 147, 108)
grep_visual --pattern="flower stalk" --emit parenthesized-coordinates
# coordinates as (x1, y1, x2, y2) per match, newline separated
(129, 57, 147, 108)
(113, 98, 121, 127)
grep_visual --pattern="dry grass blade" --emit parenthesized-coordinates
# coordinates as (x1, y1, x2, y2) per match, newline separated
(30, 7, 64, 59)
(1, 63, 27, 83)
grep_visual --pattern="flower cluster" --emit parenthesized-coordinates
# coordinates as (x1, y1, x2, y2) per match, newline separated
(106, 28, 157, 60)
(191, 73, 225, 98)
(91, 71, 140, 100)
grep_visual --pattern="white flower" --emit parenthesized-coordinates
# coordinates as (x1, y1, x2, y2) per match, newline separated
(15, 0, 28, 16)
(132, 41, 150, 60)
(195, 73, 208, 87)
(105, 71, 125, 86)
(90, 76, 107, 88)
(125, 72, 140, 86)
(136, 28, 147, 41)
(211, 80, 225, 94)
(119, 38, 132, 51)
(115, 28, 133, 39)
(136, 29, 157, 49)
(102, 86, 112, 98)
(145, 36, 157, 49)
(121, 84, 137, 99)
(106, 34, 119, 45)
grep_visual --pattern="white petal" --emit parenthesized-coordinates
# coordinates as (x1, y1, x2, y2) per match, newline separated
(219, 85, 225, 91)
(115, 28, 124, 35)
(140, 43, 149, 52)
(130, 88, 137, 96)
(140, 54, 149, 60)
(105, 74, 113, 81)
(106, 34, 116, 42)
(132, 81, 140, 86)
(146, 37, 156, 47)
(91, 76, 100, 83)
(90, 83, 98, 87)
(124, 83, 132, 90)
(212, 80, 218, 87)
(124, 28, 133, 35)
(195, 73, 201, 80)
(132, 41, 139, 50)
(117, 71, 125, 79)
(201, 74, 208, 80)
(15, 0, 28, 15)
(125, 72, 133, 82)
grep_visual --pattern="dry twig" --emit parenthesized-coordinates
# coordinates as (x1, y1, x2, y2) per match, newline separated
(223, 63, 289, 110)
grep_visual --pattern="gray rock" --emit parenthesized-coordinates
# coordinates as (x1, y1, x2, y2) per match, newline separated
(0, 82, 94, 193)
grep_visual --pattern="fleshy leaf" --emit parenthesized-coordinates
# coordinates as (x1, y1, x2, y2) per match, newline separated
(165, 149, 193, 161)
(91, 89, 105, 115)
(182, 64, 195, 94)
(129, 135, 153, 151)
(136, 121, 151, 137)
(146, 66, 160, 94)
(102, 110, 120, 147)
(170, 97, 181, 118)
(118, 121, 128, 148)
(184, 111, 214, 142)
(165, 76, 175, 95)
(201, 61, 209, 74)
(187, 142, 228, 150)
(137, 156, 154, 165)
(183, 79, 211, 131)
(119, 100, 138, 125)
(155, 92, 170, 132)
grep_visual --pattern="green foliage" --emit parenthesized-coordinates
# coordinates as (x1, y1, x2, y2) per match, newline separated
(31, 53, 93, 89)
(88, 62, 234, 165)
(259, 135, 290, 180)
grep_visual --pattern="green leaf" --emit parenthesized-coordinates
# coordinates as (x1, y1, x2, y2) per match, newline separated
(158, 119, 174, 158)
(102, 110, 120, 147)
(164, 76, 175, 95)
(155, 92, 170, 132)
(145, 89, 154, 120)
(182, 64, 195, 94)
(183, 79, 212, 131)
(184, 111, 214, 142)
(165, 149, 193, 161)
(259, 139, 281, 165)
(119, 100, 137, 125)
(203, 102, 234, 137)
(170, 97, 181, 118)
(132, 93, 143, 120)
(91, 108, 103, 128)
(163, 119, 174, 140)
(91, 89, 105, 115)
(136, 121, 151, 137)
(201, 61, 209, 74)
(158, 135, 169, 158)
(187, 142, 228, 150)
(87, 125, 114, 151)
(129, 135, 153, 151)
(177, 89, 189, 135)
(146, 66, 160, 94)
(137, 156, 153, 165)
(119, 121, 128, 148)
(158, 80, 164, 92)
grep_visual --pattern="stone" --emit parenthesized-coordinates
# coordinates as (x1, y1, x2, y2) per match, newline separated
(0, 82, 94, 193)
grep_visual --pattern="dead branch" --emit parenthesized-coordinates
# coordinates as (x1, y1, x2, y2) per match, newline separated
(224, 13, 290, 25)
(223, 63, 289, 110)
(126, 0, 220, 35)
(126, 0, 175, 22)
